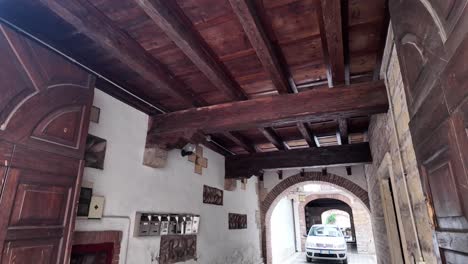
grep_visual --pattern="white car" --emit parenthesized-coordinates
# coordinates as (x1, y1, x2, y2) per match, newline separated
(305, 224, 347, 263)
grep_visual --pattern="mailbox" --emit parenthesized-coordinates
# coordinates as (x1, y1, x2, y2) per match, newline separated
(192, 215, 200, 234)
(134, 212, 198, 237)
(169, 215, 178, 234)
(136, 213, 151, 236)
(177, 215, 186, 234)
(160, 215, 169, 235)
(184, 215, 193, 234)
(149, 214, 161, 236)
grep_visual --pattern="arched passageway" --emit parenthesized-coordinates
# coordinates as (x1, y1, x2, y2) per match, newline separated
(303, 198, 355, 249)
(261, 171, 372, 264)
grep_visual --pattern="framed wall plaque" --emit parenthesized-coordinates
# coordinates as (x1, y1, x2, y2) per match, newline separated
(228, 213, 247, 229)
(203, 185, 223, 205)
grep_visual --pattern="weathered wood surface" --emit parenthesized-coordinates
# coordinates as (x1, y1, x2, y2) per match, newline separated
(225, 142, 372, 179)
(149, 81, 388, 135)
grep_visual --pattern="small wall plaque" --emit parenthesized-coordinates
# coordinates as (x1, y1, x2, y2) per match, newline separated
(88, 196, 105, 219)
(229, 213, 247, 229)
(203, 185, 223, 205)
(90, 106, 100, 123)
(85, 134, 107, 170)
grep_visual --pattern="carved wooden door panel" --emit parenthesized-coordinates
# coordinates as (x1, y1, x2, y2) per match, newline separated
(0, 23, 94, 263)
(390, 0, 468, 262)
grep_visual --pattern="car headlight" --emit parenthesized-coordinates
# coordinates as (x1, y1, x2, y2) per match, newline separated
(306, 242, 318, 248)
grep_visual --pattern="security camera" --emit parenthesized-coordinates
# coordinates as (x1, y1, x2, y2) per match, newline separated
(181, 143, 196, 157)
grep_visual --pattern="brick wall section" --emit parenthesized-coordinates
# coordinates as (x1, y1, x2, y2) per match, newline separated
(365, 41, 437, 264)
(73, 231, 122, 264)
(260, 171, 369, 264)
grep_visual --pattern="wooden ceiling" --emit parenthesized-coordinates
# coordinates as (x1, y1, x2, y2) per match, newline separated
(0, 0, 389, 156)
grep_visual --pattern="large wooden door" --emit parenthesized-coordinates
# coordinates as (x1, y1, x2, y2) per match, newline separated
(390, 0, 468, 262)
(0, 23, 94, 263)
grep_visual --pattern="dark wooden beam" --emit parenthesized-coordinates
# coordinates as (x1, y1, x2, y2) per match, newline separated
(136, 0, 247, 101)
(148, 81, 388, 136)
(296, 122, 317, 147)
(223, 132, 257, 153)
(373, 2, 391, 81)
(203, 137, 234, 157)
(229, 0, 291, 94)
(338, 118, 349, 144)
(95, 78, 165, 115)
(319, 0, 345, 86)
(38, 0, 205, 107)
(259, 127, 288, 150)
(225, 142, 372, 179)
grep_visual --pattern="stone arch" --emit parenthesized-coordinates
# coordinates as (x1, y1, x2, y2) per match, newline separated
(261, 171, 370, 264)
(298, 193, 355, 251)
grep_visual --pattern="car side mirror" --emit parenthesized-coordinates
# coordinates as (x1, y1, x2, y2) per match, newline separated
(303, 234, 308, 238)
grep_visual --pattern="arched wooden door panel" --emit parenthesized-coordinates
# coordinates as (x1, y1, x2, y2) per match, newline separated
(390, 0, 468, 262)
(0, 23, 94, 264)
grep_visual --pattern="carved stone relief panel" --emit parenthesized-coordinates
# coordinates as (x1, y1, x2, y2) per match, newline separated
(159, 235, 197, 264)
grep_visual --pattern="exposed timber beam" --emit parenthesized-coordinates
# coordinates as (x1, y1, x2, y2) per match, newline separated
(38, 0, 205, 107)
(223, 132, 257, 153)
(373, 2, 390, 80)
(338, 118, 349, 144)
(296, 122, 317, 147)
(148, 81, 388, 137)
(319, 0, 345, 86)
(136, 0, 247, 100)
(225, 142, 372, 179)
(229, 0, 291, 94)
(259, 127, 289, 151)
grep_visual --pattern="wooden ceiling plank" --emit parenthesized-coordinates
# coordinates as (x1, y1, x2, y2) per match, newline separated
(148, 81, 388, 136)
(223, 131, 257, 153)
(296, 122, 317, 147)
(39, 0, 205, 107)
(136, 0, 248, 101)
(225, 142, 372, 179)
(319, 0, 346, 86)
(229, 0, 291, 94)
(259, 127, 289, 151)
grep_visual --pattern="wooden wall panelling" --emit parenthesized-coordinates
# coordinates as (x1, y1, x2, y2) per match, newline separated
(390, 0, 468, 262)
(0, 24, 94, 159)
(0, 22, 94, 263)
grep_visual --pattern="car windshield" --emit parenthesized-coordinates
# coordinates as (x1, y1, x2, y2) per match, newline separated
(309, 226, 342, 237)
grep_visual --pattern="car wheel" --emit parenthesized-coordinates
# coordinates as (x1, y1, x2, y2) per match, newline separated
(306, 256, 312, 263)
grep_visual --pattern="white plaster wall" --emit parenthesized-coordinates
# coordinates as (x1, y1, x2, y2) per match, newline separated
(262, 165, 368, 193)
(270, 198, 296, 264)
(76, 90, 262, 264)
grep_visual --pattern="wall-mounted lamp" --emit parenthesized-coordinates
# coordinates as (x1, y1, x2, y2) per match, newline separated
(277, 170, 283, 180)
(322, 168, 328, 176)
(181, 143, 196, 157)
(300, 169, 305, 177)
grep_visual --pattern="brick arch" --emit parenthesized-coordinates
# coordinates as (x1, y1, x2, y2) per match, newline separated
(261, 171, 369, 264)
(298, 193, 355, 251)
